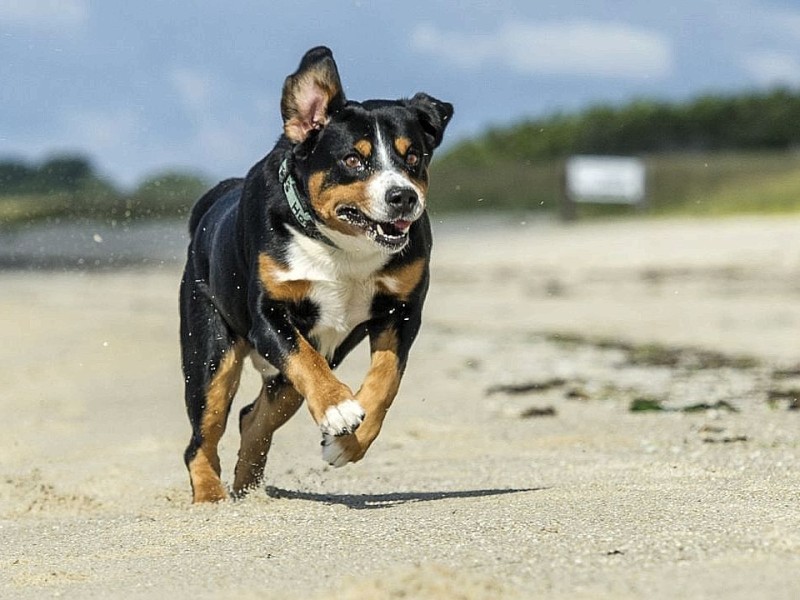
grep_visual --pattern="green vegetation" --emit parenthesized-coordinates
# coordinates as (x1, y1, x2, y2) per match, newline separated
(629, 398, 739, 413)
(0, 154, 207, 226)
(629, 397, 667, 412)
(443, 88, 800, 166)
(430, 150, 800, 216)
(430, 88, 800, 216)
(544, 332, 761, 370)
(4, 88, 800, 224)
(125, 172, 209, 219)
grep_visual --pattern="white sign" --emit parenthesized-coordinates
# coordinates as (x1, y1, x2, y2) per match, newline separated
(565, 155, 646, 205)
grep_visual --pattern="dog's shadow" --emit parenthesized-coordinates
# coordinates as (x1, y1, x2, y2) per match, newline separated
(264, 485, 544, 510)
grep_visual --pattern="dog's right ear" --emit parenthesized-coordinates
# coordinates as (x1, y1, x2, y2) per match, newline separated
(408, 93, 454, 150)
(281, 46, 346, 144)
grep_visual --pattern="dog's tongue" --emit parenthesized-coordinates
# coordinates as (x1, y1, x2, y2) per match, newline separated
(376, 219, 412, 239)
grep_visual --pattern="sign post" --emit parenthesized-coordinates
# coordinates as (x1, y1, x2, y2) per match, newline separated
(562, 155, 647, 220)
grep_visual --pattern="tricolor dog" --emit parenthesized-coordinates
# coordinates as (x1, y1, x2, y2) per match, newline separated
(179, 47, 453, 502)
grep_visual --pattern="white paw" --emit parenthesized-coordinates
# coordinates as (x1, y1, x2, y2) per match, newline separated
(319, 399, 365, 437)
(321, 433, 351, 468)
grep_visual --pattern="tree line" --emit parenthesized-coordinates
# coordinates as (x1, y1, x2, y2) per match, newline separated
(0, 154, 207, 223)
(440, 88, 800, 167)
(0, 155, 98, 194)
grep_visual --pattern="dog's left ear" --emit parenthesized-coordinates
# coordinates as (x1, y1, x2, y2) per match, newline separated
(281, 46, 346, 144)
(408, 93, 454, 150)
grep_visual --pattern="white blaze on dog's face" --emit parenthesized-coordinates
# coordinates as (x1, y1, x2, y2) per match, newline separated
(364, 123, 426, 231)
(281, 49, 453, 253)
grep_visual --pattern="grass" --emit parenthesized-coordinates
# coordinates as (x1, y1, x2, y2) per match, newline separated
(429, 157, 563, 213)
(647, 151, 800, 216)
(0, 194, 73, 224)
(0, 171, 205, 227)
(676, 166, 800, 215)
(429, 150, 800, 217)
(0, 188, 193, 227)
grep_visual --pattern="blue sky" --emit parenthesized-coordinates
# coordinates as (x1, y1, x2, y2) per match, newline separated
(2, 0, 800, 188)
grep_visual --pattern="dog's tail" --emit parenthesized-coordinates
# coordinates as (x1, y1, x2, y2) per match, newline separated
(188, 178, 243, 237)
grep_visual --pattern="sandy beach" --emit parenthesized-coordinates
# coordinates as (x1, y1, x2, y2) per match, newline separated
(1, 214, 799, 599)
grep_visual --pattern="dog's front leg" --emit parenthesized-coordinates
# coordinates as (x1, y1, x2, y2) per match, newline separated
(282, 333, 366, 435)
(321, 307, 422, 467)
(247, 295, 365, 438)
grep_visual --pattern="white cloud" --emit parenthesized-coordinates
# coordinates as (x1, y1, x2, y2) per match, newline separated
(60, 107, 142, 151)
(168, 67, 216, 116)
(36, 72, 280, 187)
(759, 5, 800, 41)
(741, 50, 800, 86)
(411, 20, 674, 79)
(0, 0, 88, 30)
(165, 67, 281, 174)
(709, 1, 800, 49)
(6, 107, 145, 187)
(192, 120, 256, 166)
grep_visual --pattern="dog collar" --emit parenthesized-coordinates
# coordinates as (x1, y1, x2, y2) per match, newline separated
(278, 155, 337, 247)
(278, 156, 315, 229)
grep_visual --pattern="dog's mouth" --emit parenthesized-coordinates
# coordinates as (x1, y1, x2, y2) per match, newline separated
(336, 206, 413, 249)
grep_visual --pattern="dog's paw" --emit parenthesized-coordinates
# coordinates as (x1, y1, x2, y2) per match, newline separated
(321, 433, 353, 467)
(319, 399, 365, 437)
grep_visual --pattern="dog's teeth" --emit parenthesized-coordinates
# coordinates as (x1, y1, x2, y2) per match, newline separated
(376, 223, 385, 236)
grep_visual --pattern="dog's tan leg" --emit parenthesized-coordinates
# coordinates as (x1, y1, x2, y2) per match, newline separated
(321, 329, 402, 467)
(186, 340, 248, 503)
(283, 334, 365, 436)
(232, 377, 303, 497)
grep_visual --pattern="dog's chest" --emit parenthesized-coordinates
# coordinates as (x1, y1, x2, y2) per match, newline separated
(283, 231, 388, 359)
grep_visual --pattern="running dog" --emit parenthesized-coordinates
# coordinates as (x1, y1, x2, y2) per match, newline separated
(179, 46, 453, 502)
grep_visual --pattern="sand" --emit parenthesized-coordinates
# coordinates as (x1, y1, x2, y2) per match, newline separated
(1, 214, 799, 599)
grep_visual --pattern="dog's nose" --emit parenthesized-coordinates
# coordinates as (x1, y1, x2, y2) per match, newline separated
(385, 187, 418, 212)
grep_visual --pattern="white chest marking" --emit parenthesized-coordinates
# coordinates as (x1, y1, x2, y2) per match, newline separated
(282, 227, 390, 359)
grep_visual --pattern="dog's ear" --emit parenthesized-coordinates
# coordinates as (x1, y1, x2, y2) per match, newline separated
(408, 93, 454, 150)
(281, 46, 346, 144)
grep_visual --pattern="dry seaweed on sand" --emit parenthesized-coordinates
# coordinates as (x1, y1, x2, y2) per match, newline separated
(629, 398, 739, 413)
(485, 378, 567, 396)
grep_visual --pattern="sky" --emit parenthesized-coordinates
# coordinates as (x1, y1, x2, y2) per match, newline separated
(2, 0, 800, 188)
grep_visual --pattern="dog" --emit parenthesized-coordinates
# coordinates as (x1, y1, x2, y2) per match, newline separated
(179, 46, 453, 502)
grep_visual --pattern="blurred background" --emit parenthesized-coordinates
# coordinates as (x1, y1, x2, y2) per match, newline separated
(2, 7, 799, 594)
(2, 0, 800, 241)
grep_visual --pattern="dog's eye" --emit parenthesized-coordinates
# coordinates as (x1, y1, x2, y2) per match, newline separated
(405, 151, 420, 167)
(343, 154, 364, 170)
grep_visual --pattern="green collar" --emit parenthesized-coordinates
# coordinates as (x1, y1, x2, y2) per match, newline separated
(278, 155, 335, 247)
(278, 156, 315, 229)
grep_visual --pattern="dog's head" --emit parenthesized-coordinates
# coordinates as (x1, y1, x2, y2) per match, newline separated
(280, 46, 453, 253)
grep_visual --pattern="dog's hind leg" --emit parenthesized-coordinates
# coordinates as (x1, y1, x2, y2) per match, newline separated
(232, 376, 303, 497)
(180, 275, 248, 503)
